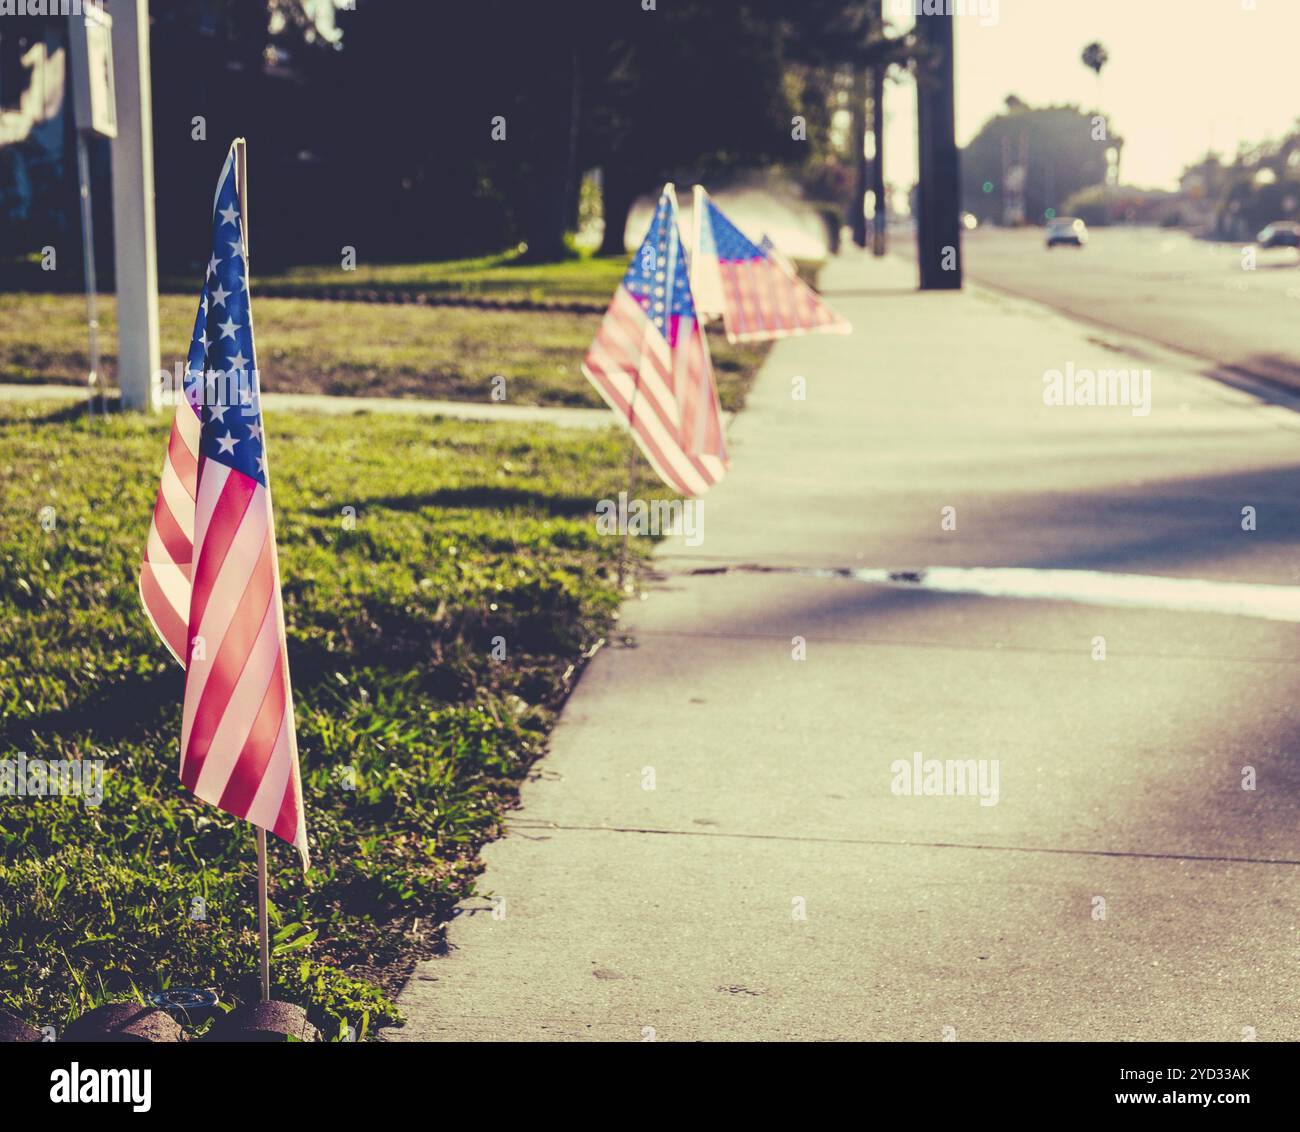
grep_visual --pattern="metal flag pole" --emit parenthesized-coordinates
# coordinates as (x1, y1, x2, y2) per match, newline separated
(256, 828, 270, 1003)
(689, 182, 722, 328)
(232, 136, 270, 1004)
(617, 320, 640, 590)
(618, 180, 675, 590)
(74, 132, 101, 419)
(617, 440, 636, 590)
(234, 138, 249, 261)
(690, 183, 705, 307)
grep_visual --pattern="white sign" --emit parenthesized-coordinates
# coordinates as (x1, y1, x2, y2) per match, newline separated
(68, 5, 117, 138)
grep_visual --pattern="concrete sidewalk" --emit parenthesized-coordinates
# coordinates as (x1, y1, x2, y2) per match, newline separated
(0, 382, 619, 430)
(389, 249, 1300, 1042)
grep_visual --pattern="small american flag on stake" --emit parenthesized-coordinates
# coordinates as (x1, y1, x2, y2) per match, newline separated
(691, 185, 851, 344)
(139, 140, 309, 872)
(758, 233, 796, 277)
(582, 184, 727, 497)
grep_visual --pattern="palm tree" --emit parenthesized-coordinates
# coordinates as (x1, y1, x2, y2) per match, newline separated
(1081, 42, 1115, 185)
(1081, 41, 1109, 79)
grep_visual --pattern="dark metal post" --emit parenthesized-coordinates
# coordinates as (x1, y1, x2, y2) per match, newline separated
(871, 67, 887, 256)
(851, 64, 868, 248)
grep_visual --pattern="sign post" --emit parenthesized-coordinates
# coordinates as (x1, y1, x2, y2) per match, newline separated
(106, 0, 161, 411)
(68, 4, 117, 416)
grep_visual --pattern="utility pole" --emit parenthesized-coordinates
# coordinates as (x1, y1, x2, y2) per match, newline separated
(871, 66, 886, 256)
(851, 63, 868, 249)
(108, 0, 160, 410)
(915, 10, 961, 290)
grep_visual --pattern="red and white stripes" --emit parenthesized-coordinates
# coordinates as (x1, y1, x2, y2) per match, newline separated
(582, 287, 727, 497)
(715, 256, 851, 344)
(139, 404, 201, 664)
(140, 404, 309, 867)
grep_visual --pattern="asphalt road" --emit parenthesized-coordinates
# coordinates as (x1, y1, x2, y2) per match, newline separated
(962, 225, 1300, 393)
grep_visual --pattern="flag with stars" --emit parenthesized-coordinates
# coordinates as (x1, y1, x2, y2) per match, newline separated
(758, 233, 796, 277)
(692, 187, 850, 344)
(139, 141, 309, 869)
(581, 184, 727, 497)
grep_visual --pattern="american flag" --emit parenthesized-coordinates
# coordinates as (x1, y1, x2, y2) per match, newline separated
(693, 188, 851, 344)
(582, 185, 727, 497)
(758, 233, 796, 277)
(139, 143, 309, 868)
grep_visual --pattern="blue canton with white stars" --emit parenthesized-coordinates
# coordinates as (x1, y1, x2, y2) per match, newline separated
(622, 190, 694, 342)
(183, 158, 267, 487)
(705, 198, 764, 263)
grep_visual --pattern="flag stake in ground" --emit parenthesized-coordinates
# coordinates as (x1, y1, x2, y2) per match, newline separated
(616, 439, 638, 591)
(256, 826, 269, 1002)
(233, 139, 272, 1004)
(139, 138, 309, 1008)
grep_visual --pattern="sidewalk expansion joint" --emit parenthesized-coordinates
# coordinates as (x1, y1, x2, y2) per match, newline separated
(505, 820, 1300, 868)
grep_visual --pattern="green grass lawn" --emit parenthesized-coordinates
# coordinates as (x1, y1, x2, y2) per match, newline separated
(0, 292, 767, 411)
(0, 399, 646, 1039)
(240, 247, 822, 305)
(239, 249, 632, 307)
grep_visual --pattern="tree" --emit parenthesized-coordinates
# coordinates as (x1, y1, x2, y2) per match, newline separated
(1081, 41, 1109, 78)
(1080, 41, 1114, 183)
(1191, 125, 1300, 238)
(776, 0, 918, 239)
(319, 0, 803, 261)
(149, 0, 344, 271)
(962, 103, 1116, 224)
(585, 2, 799, 256)
(143, 1, 917, 267)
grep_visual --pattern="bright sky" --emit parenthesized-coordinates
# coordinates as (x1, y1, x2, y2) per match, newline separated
(884, 0, 1300, 193)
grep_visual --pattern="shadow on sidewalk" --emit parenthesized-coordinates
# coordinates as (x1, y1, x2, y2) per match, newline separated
(638, 455, 1300, 855)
